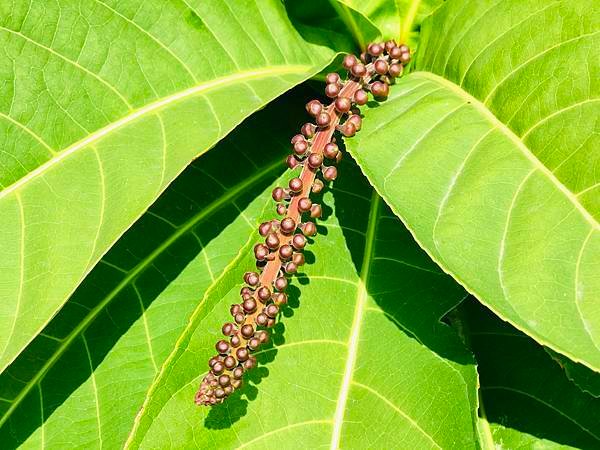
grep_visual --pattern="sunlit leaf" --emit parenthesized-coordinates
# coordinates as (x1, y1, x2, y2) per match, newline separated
(346, 0, 600, 371)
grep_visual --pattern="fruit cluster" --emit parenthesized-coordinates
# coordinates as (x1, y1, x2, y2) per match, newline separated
(195, 41, 411, 406)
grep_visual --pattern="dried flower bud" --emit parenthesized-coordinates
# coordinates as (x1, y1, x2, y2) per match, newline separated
(298, 197, 313, 213)
(399, 44, 409, 53)
(280, 217, 296, 234)
(257, 286, 271, 302)
(266, 304, 279, 318)
(370, 81, 388, 98)
(347, 114, 362, 131)
(400, 51, 411, 63)
(243, 298, 257, 313)
(279, 244, 293, 260)
(285, 262, 298, 274)
(335, 97, 351, 113)
(351, 63, 366, 78)
(276, 203, 287, 215)
(316, 112, 331, 127)
(243, 272, 260, 287)
(272, 187, 285, 202)
(325, 83, 340, 98)
(307, 153, 323, 169)
(258, 221, 272, 237)
(301, 122, 316, 138)
(216, 340, 229, 354)
(374, 59, 388, 75)
(325, 72, 340, 84)
(292, 234, 307, 250)
(230, 335, 241, 347)
(302, 221, 317, 237)
(273, 292, 288, 306)
(236, 347, 249, 362)
(274, 276, 288, 291)
(241, 324, 254, 338)
(312, 179, 324, 194)
(291, 134, 305, 144)
(385, 40, 397, 51)
(354, 89, 368, 105)
(289, 177, 303, 193)
(265, 232, 280, 250)
(310, 203, 323, 218)
(254, 244, 269, 261)
(323, 142, 339, 159)
(342, 54, 357, 69)
(389, 46, 402, 59)
(340, 121, 356, 137)
(293, 139, 309, 156)
(388, 63, 403, 78)
(222, 323, 235, 336)
(286, 154, 300, 170)
(224, 356, 236, 369)
(305, 99, 322, 117)
(292, 252, 305, 266)
(256, 313, 268, 326)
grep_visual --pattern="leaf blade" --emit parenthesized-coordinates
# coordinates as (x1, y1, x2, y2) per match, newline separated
(346, 0, 600, 371)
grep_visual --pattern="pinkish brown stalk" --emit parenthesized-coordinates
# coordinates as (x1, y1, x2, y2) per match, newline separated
(196, 41, 411, 406)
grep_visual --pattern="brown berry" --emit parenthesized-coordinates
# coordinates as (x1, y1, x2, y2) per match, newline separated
(325, 72, 340, 84)
(316, 112, 331, 127)
(354, 89, 368, 105)
(335, 97, 351, 113)
(305, 99, 322, 117)
(274, 276, 288, 291)
(242, 298, 257, 313)
(265, 232, 280, 250)
(289, 177, 303, 193)
(280, 217, 296, 234)
(241, 324, 254, 338)
(308, 153, 323, 169)
(292, 234, 307, 250)
(388, 63, 403, 77)
(342, 54, 357, 70)
(302, 221, 317, 237)
(310, 203, 323, 218)
(222, 323, 235, 336)
(298, 197, 313, 213)
(216, 340, 229, 354)
(236, 348, 249, 362)
(323, 142, 339, 159)
(301, 123, 316, 138)
(374, 59, 388, 75)
(351, 63, 366, 77)
(325, 83, 340, 98)
(279, 244, 293, 260)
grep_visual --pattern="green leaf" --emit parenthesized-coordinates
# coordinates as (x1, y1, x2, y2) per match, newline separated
(0, 0, 344, 373)
(0, 89, 294, 448)
(346, 0, 600, 371)
(124, 159, 477, 448)
(339, 0, 444, 44)
(461, 299, 600, 449)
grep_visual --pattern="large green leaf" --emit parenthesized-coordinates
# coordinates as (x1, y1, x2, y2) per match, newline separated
(0, 90, 295, 448)
(460, 299, 600, 449)
(346, 0, 600, 370)
(339, 0, 444, 45)
(0, 0, 349, 373)
(124, 158, 477, 449)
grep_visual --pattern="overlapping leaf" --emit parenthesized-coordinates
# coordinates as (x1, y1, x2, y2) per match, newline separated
(339, 0, 444, 45)
(0, 90, 297, 448)
(0, 0, 346, 372)
(346, 0, 600, 371)
(462, 299, 600, 449)
(123, 157, 477, 449)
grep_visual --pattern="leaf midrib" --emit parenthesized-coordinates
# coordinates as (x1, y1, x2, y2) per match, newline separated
(412, 71, 600, 231)
(0, 65, 312, 200)
(0, 157, 284, 430)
